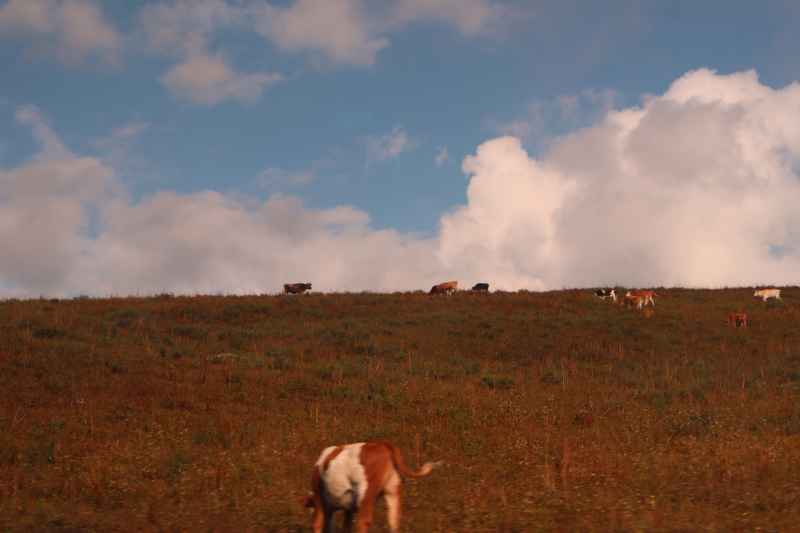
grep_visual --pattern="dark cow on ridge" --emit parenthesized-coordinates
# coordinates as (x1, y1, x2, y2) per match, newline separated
(284, 283, 312, 294)
(471, 283, 490, 292)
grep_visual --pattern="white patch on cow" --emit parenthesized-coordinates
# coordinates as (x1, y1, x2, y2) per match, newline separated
(315, 442, 368, 511)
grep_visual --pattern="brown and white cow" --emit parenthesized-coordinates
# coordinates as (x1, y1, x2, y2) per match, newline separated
(594, 288, 617, 302)
(625, 289, 656, 307)
(624, 293, 647, 309)
(304, 441, 441, 533)
(429, 281, 458, 295)
(284, 283, 312, 294)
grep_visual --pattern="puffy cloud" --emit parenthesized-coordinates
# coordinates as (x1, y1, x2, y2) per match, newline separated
(251, 0, 388, 67)
(82, 193, 439, 295)
(0, 107, 441, 297)
(437, 136, 575, 290)
(0, 106, 115, 296)
(5, 69, 800, 297)
(249, 0, 508, 65)
(441, 69, 800, 289)
(161, 51, 283, 105)
(7, 106, 114, 201)
(140, 0, 282, 105)
(0, 0, 121, 64)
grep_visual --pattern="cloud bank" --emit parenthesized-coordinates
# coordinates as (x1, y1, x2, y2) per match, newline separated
(0, 0, 121, 64)
(3, 69, 800, 297)
(137, 0, 510, 103)
(447, 69, 800, 289)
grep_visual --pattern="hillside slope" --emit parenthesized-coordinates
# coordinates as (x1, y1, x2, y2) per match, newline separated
(1, 289, 799, 531)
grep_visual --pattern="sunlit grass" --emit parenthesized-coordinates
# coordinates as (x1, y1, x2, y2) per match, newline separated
(1, 289, 799, 530)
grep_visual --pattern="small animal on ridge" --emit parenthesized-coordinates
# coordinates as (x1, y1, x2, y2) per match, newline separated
(429, 281, 458, 295)
(594, 288, 617, 302)
(753, 288, 780, 302)
(284, 283, 312, 294)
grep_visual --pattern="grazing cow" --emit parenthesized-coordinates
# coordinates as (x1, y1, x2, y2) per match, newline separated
(625, 290, 656, 307)
(624, 294, 646, 309)
(728, 312, 748, 328)
(304, 441, 441, 533)
(429, 281, 458, 295)
(471, 282, 490, 292)
(754, 288, 781, 302)
(284, 283, 312, 294)
(594, 288, 617, 302)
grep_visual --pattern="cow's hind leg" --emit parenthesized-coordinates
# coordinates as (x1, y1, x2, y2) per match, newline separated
(385, 486, 402, 533)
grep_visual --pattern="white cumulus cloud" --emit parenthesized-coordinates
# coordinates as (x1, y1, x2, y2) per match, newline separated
(441, 69, 800, 289)
(0, 106, 116, 296)
(4, 69, 800, 297)
(0, 107, 441, 297)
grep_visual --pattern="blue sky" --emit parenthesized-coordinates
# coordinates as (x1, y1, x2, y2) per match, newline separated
(2, 0, 800, 296)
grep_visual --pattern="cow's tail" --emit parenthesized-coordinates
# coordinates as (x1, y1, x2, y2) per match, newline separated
(388, 444, 442, 478)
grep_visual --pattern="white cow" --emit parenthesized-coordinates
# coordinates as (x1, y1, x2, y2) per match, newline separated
(754, 288, 781, 302)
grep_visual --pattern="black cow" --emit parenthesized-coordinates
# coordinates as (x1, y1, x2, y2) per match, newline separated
(284, 283, 312, 294)
(471, 283, 490, 292)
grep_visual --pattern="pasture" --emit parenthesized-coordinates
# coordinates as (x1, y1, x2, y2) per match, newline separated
(1, 288, 799, 531)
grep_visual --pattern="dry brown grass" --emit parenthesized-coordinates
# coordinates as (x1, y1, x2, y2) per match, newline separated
(1, 288, 800, 531)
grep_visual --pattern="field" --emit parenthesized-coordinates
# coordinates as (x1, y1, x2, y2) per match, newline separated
(1, 288, 800, 532)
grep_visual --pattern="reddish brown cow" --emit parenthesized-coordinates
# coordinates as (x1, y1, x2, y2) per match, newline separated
(429, 281, 458, 295)
(625, 289, 656, 307)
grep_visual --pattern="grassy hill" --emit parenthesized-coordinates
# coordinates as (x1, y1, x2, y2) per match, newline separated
(1, 289, 799, 531)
